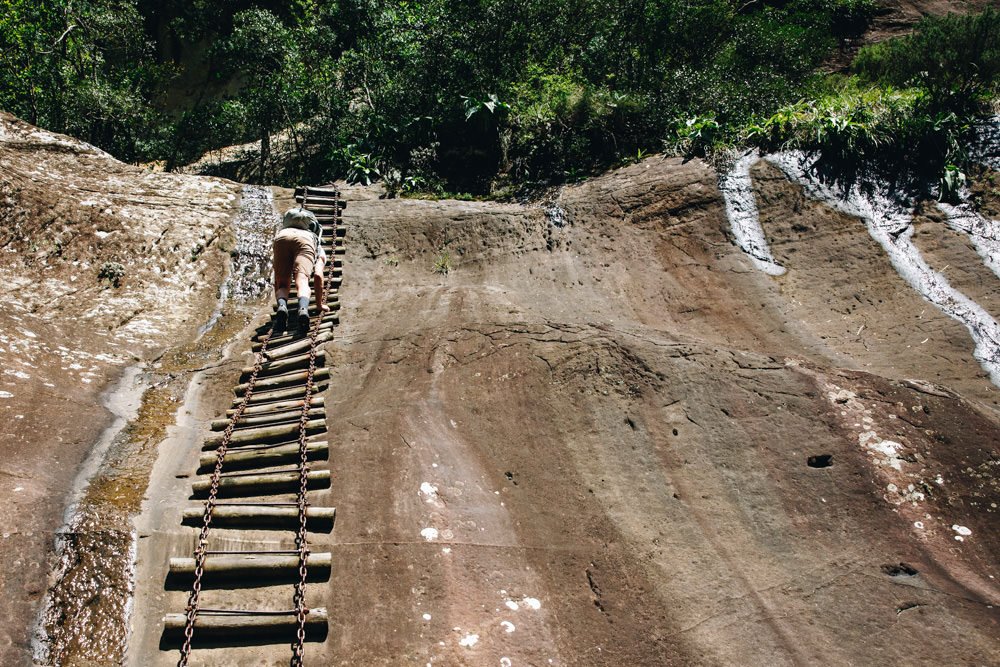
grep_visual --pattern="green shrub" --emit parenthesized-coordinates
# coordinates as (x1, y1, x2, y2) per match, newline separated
(939, 164, 967, 204)
(747, 78, 969, 182)
(432, 251, 452, 275)
(0, 0, 894, 188)
(854, 8, 1000, 112)
(98, 261, 125, 288)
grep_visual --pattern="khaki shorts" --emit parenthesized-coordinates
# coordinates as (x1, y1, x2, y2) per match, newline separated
(273, 227, 316, 282)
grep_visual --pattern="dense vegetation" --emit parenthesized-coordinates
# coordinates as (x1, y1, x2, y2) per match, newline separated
(1, 1, 997, 194)
(741, 8, 1000, 194)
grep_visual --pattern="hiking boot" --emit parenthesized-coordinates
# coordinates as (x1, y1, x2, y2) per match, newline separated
(298, 310, 311, 332)
(274, 304, 288, 333)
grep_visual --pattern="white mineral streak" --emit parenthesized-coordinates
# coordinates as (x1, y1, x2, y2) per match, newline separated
(766, 151, 1000, 386)
(227, 185, 280, 301)
(718, 151, 786, 276)
(937, 200, 1000, 281)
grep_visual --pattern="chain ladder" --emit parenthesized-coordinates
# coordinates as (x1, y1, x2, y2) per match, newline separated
(291, 187, 337, 665)
(177, 185, 335, 665)
(178, 326, 276, 666)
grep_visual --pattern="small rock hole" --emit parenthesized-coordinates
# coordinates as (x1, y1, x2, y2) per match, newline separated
(807, 454, 833, 468)
(671, 428, 678, 436)
(881, 563, 918, 577)
(625, 416, 637, 430)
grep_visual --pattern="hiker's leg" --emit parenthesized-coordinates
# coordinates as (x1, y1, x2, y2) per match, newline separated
(293, 266, 311, 302)
(284, 235, 316, 330)
(290, 237, 315, 304)
(313, 255, 328, 312)
(272, 239, 294, 302)
(272, 238, 295, 331)
(275, 275, 291, 301)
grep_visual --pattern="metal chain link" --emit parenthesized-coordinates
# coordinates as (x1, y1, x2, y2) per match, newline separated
(178, 325, 276, 665)
(291, 187, 338, 666)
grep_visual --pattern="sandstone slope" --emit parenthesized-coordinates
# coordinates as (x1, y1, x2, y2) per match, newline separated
(127, 157, 1000, 665)
(0, 112, 240, 663)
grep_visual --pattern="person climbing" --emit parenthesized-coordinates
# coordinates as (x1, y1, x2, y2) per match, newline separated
(272, 206, 329, 332)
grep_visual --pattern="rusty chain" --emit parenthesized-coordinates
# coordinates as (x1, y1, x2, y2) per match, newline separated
(291, 187, 337, 665)
(178, 325, 275, 665)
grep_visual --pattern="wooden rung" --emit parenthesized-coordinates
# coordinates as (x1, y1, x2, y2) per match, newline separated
(281, 289, 341, 300)
(168, 552, 331, 580)
(296, 184, 339, 192)
(276, 294, 341, 305)
(266, 329, 333, 359)
(296, 196, 341, 205)
(161, 608, 328, 642)
(264, 307, 340, 323)
(255, 322, 333, 345)
(191, 469, 330, 497)
(199, 440, 328, 471)
(181, 506, 335, 531)
(295, 195, 346, 208)
(202, 419, 326, 450)
(253, 313, 339, 337)
(258, 309, 340, 329)
(211, 407, 326, 431)
(271, 300, 339, 312)
(241, 350, 325, 379)
(227, 396, 324, 417)
(240, 382, 330, 406)
(233, 368, 331, 396)
(298, 207, 340, 216)
(255, 332, 333, 357)
(295, 189, 343, 199)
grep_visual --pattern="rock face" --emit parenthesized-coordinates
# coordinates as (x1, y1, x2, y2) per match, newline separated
(127, 158, 999, 665)
(0, 113, 240, 663)
(4, 114, 999, 665)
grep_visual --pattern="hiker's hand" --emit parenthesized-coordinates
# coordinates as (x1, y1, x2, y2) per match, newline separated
(320, 303, 331, 313)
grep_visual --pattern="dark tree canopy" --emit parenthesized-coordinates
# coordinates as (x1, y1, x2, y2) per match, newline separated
(1, 1, 996, 192)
